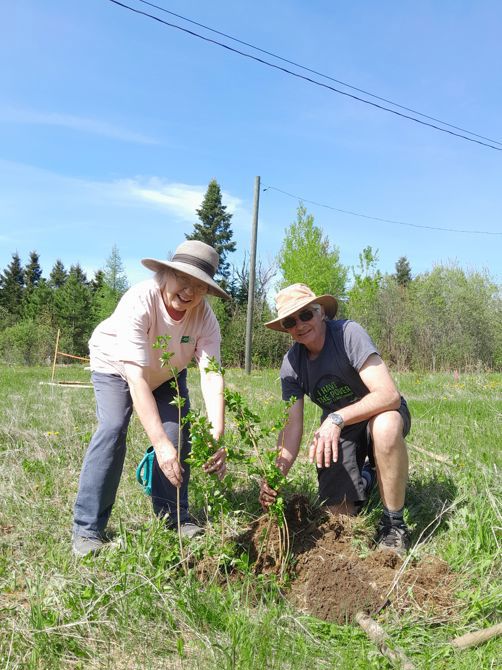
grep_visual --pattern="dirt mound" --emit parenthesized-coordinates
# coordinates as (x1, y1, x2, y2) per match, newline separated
(237, 495, 457, 624)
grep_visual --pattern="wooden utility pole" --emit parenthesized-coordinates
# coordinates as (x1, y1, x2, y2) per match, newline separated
(245, 176, 260, 374)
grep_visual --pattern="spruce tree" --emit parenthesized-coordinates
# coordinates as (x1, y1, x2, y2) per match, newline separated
(103, 245, 128, 295)
(0, 252, 25, 319)
(49, 260, 68, 288)
(394, 256, 412, 287)
(186, 179, 236, 282)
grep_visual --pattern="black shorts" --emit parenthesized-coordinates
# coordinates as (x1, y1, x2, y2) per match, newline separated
(317, 397, 411, 506)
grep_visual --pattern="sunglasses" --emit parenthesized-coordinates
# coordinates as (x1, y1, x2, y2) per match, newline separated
(281, 307, 319, 330)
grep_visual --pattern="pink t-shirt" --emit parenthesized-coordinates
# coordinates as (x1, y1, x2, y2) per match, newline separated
(89, 279, 221, 390)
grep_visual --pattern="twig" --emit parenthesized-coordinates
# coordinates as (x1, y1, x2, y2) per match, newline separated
(451, 623, 502, 650)
(355, 612, 416, 669)
(407, 442, 450, 464)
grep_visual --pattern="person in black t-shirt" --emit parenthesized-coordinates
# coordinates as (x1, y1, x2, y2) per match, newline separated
(261, 283, 412, 555)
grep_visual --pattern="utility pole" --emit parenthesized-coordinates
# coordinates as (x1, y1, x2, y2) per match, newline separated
(245, 176, 260, 374)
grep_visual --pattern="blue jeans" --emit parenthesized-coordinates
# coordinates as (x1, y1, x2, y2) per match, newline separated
(73, 370, 191, 539)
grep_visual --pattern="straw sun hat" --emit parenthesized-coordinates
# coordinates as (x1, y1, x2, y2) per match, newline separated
(141, 240, 230, 300)
(264, 283, 338, 332)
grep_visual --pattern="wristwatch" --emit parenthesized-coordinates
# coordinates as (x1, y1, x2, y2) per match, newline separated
(329, 412, 345, 429)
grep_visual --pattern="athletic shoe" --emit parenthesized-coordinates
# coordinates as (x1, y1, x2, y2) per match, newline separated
(375, 521, 411, 556)
(179, 522, 204, 539)
(361, 462, 377, 494)
(72, 535, 106, 557)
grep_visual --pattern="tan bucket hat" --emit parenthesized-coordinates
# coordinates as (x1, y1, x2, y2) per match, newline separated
(264, 283, 338, 332)
(141, 240, 230, 300)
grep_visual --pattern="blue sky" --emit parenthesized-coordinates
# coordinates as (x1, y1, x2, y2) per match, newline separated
(1, 0, 501, 289)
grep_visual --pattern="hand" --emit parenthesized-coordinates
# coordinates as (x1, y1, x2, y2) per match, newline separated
(156, 445, 184, 487)
(259, 480, 278, 510)
(309, 419, 341, 468)
(203, 447, 227, 480)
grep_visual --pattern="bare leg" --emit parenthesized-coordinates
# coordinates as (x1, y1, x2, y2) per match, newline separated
(369, 411, 408, 511)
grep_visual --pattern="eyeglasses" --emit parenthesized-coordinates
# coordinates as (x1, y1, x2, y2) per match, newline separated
(281, 307, 319, 330)
(173, 271, 208, 295)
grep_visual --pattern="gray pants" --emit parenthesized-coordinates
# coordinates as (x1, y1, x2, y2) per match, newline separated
(73, 370, 191, 539)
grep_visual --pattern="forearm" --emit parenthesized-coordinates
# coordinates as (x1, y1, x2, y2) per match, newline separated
(276, 423, 303, 476)
(200, 371, 225, 440)
(336, 388, 400, 427)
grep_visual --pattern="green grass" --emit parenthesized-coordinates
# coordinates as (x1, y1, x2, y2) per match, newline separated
(0, 365, 501, 669)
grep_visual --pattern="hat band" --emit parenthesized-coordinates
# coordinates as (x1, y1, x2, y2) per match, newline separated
(172, 253, 216, 278)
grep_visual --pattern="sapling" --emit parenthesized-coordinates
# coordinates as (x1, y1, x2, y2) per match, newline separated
(223, 385, 295, 578)
(153, 334, 186, 569)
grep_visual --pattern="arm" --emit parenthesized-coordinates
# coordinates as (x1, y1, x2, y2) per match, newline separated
(260, 397, 304, 508)
(200, 368, 227, 479)
(124, 362, 183, 487)
(309, 353, 400, 467)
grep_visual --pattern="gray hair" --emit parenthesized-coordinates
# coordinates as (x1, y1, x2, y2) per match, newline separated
(154, 268, 172, 290)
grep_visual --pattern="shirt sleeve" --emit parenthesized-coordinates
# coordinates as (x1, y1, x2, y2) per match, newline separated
(114, 288, 153, 366)
(195, 305, 221, 372)
(342, 320, 380, 371)
(280, 348, 305, 402)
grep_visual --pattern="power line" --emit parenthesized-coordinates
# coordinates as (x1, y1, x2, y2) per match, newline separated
(263, 185, 502, 236)
(107, 0, 501, 152)
(135, 0, 502, 148)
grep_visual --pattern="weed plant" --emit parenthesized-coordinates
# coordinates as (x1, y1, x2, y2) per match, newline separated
(0, 365, 500, 668)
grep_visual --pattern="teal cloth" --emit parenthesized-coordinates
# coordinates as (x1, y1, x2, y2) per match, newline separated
(136, 446, 155, 496)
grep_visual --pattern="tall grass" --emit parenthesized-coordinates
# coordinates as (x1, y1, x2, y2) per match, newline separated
(0, 365, 500, 669)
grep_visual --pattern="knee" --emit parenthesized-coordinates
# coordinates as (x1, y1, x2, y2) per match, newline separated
(94, 421, 128, 448)
(369, 411, 405, 459)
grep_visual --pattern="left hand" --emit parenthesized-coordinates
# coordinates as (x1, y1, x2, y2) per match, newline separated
(309, 419, 341, 468)
(203, 447, 227, 480)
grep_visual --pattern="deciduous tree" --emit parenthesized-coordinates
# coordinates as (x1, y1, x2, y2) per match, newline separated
(277, 204, 347, 300)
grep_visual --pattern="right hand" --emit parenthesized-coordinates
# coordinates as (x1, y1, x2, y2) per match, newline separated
(259, 480, 278, 510)
(156, 445, 184, 488)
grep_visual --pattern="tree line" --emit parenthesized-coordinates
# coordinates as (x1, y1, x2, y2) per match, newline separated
(1, 179, 500, 370)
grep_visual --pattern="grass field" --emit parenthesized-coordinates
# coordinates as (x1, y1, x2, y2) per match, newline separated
(0, 365, 500, 669)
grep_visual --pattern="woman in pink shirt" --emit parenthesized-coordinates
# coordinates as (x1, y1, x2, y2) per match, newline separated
(73, 240, 228, 556)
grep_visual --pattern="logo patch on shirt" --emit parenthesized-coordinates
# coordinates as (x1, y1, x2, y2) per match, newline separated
(181, 335, 191, 344)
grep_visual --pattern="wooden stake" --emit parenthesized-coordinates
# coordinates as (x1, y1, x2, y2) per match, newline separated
(355, 612, 416, 670)
(451, 623, 502, 650)
(51, 329, 61, 383)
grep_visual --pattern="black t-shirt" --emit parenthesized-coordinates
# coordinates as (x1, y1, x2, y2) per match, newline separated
(280, 320, 379, 426)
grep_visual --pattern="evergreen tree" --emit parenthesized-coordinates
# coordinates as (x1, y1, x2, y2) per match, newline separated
(103, 245, 128, 295)
(186, 179, 236, 282)
(23, 251, 42, 290)
(22, 251, 43, 317)
(69, 263, 88, 285)
(0, 252, 25, 319)
(54, 265, 92, 355)
(278, 204, 347, 300)
(91, 269, 106, 293)
(49, 259, 68, 288)
(394, 256, 412, 287)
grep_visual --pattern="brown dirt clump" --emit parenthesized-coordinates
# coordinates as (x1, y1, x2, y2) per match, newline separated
(236, 495, 457, 624)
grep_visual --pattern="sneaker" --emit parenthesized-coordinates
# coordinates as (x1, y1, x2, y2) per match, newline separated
(375, 521, 411, 556)
(72, 535, 106, 557)
(179, 522, 204, 539)
(361, 462, 377, 495)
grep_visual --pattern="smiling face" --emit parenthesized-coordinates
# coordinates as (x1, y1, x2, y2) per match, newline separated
(283, 304, 326, 354)
(162, 269, 208, 314)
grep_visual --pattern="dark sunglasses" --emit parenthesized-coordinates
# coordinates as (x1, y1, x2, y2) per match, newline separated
(281, 308, 318, 330)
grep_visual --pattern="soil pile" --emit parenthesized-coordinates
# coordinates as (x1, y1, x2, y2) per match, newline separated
(238, 495, 457, 624)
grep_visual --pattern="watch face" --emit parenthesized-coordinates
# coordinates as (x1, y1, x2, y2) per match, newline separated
(331, 413, 343, 426)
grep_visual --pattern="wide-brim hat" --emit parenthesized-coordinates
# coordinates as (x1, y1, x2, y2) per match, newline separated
(141, 240, 230, 300)
(264, 283, 338, 332)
